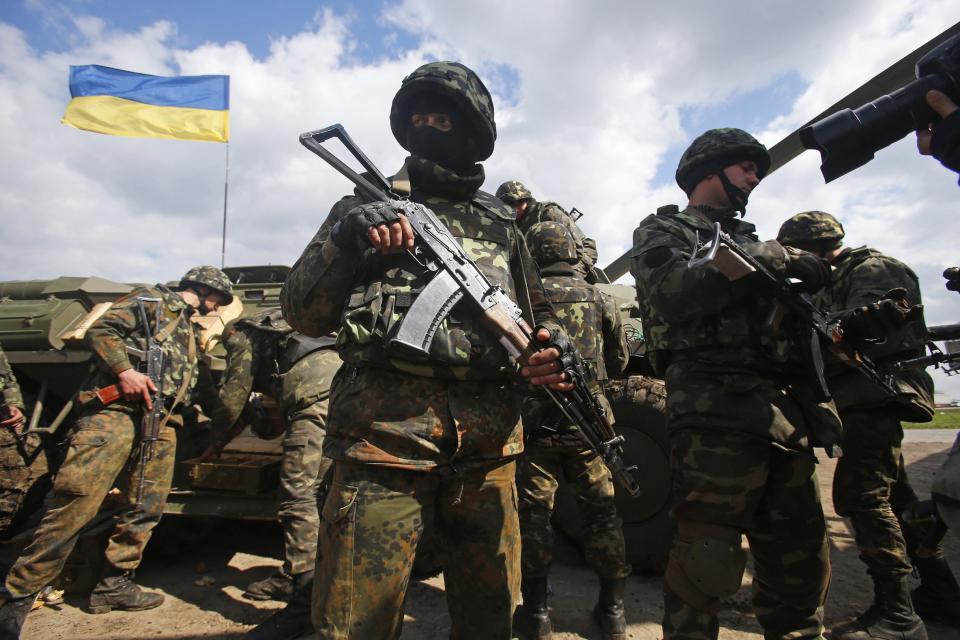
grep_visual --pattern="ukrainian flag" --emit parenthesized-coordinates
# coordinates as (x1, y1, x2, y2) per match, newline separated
(62, 65, 229, 143)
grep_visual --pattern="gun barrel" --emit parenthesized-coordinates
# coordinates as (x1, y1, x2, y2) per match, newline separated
(928, 323, 960, 342)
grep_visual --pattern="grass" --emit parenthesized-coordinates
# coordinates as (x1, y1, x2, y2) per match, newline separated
(904, 407, 960, 429)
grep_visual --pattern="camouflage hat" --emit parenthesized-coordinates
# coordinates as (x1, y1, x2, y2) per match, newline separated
(675, 128, 771, 194)
(496, 180, 533, 204)
(777, 211, 845, 247)
(180, 265, 234, 304)
(390, 61, 497, 161)
(527, 221, 577, 266)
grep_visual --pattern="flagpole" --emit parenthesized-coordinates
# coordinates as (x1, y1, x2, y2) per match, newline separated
(221, 142, 230, 268)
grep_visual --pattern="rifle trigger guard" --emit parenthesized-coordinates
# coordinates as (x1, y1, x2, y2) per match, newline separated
(687, 222, 722, 269)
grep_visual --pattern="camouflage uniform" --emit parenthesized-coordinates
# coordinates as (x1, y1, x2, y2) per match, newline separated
(0, 344, 34, 537)
(496, 180, 599, 281)
(3, 272, 225, 603)
(209, 310, 338, 589)
(631, 130, 836, 640)
(282, 61, 561, 640)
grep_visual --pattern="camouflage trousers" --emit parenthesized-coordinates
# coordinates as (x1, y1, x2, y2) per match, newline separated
(0, 427, 48, 537)
(4, 408, 176, 598)
(278, 404, 331, 576)
(517, 442, 629, 580)
(313, 458, 519, 640)
(833, 407, 913, 578)
(663, 429, 830, 640)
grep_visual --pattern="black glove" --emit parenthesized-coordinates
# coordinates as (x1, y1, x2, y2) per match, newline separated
(842, 287, 923, 343)
(532, 325, 582, 380)
(784, 247, 831, 294)
(330, 202, 403, 252)
(931, 109, 960, 175)
(944, 266, 960, 293)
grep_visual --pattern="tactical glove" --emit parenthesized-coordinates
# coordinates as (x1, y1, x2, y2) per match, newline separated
(533, 325, 583, 380)
(944, 266, 960, 293)
(931, 109, 960, 176)
(330, 202, 404, 252)
(784, 247, 831, 293)
(842, 287, 923, 343)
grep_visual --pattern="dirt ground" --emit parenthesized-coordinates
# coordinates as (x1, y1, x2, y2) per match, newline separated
(17, 437, 960, 640)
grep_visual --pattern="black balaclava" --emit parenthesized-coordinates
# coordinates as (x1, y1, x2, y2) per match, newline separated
(404, 95, 477, 172)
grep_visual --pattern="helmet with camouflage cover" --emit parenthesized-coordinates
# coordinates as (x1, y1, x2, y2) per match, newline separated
(777, 211, 845, 250)
(496, 180, 533, 204)
(390, 61, 497, 161)
(527, 221, 578, 266)
(675, 128, 771, 195)
(180, 265, 234, 304)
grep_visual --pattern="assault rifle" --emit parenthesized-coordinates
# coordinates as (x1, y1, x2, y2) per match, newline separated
(299, 124, 640, 497)
(688, 222, 899, 402)
(134, 298, 167, 507)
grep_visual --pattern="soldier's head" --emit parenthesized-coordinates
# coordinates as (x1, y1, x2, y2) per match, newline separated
(676, 128, 770, 214)
(496, 180, 534, 219)
(777, 211, 846, 257)
(390, 61, 496, 171)
(527, 221, 577, 268)
(179, 266, 234, 315)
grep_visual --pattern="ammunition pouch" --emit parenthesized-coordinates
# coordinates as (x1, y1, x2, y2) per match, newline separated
(666, 522, 746, 611)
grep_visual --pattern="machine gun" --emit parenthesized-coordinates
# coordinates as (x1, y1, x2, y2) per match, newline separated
(889, 322, 960, 375)
(134, 298, 167, 507)
(688, 222, 899, 402)
(299, 124, 640, 497)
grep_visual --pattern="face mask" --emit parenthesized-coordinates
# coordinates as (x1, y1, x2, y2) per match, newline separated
(405, 125, 472, 169)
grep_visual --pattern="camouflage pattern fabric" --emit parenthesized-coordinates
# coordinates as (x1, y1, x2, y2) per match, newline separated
(313, 458, 518, 639)
(517, 199, 598, 280)
(0, 430, 47, 538)
(495, 180, 532, 204)
(675, 128, 770, 194)
(180, 265, 234, 304)
(664, 429, 829, 640)
(5, 410, 177, 597)
(0, 345, 23, 411)
(278, 348, 339, 576)
(518, 445, 629, 580)
(776, 211, 845, 248)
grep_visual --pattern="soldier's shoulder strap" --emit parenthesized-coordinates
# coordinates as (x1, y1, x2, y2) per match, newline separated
(472, 189, 516, 222)
(279, 333, 338, 372)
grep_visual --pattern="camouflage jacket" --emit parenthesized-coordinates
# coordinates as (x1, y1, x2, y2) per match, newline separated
(282, 156, 561, 381)
(83, 285, 211, 416)
(522, 263, 628, 437)
(0, 344, 24, 411)
(631, 205, 840, 449)
(518, 200, 598, 279)
(819, 246, 935, 416)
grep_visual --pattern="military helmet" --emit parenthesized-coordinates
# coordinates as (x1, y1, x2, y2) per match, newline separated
(675, 128, 771, 194)
(496, 180, 533, 204)
(777, 211, 845, 247)
(527, 221, 578, 266)
(390, 61, 497, 161)
(180, 265, 234, 304)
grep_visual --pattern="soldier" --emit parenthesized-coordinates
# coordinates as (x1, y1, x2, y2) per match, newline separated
(0, 344, 28, 535)
(778, 211, 959, 636)
(282, 61, 570, 639)
(513, 221, 630, 640)
(631, 129, 838, 640)
(496, 180, 599, 281)
(199, 309, 340, 639)
(0, 266, 232, 638)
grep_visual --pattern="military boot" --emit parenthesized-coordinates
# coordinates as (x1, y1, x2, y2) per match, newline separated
(831, 577, 927, 640)
(0, 594, 36, 640)
(245, 570, 314, 640)
(593, 577, 627, 640)
(513, 576, 552, 640)
(912, 556, 960, 628)
(243, 568, 294, 602)
(88, 570, 164, 614)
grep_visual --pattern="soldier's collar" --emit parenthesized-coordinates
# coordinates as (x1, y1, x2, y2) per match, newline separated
(405, 155, 484, 200)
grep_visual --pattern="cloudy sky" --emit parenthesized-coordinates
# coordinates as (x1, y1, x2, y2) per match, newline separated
(1, 1, 959, 399)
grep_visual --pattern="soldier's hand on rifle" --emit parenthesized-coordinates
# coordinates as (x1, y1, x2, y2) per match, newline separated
(784, 247, 831, 293)
(332, 202, 416, 255)
(944, 267, 960, 293)
(117, 368, 157, 409)
(843, 288, 923, 343)
(0, 405, 25, 429)
(521, 327, 575, 391)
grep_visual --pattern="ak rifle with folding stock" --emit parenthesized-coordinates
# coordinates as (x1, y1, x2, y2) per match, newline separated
(134, 298, 167, 508)
(688, 222, 899, 402)
(299, 124, 640, 497)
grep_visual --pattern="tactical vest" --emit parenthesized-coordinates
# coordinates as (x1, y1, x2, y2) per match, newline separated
(236, 308, 336, 388)
(634, 207, 793, 373)
(338, 189, 519, 381)
(541, 270, 607, 381)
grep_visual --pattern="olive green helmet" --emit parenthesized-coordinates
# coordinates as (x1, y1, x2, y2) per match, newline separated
(390, 61, 497, 161)
(777, 211, 845, 249)
(527, 221, 577, 266)
(180, 265, 234, 304)
(496, 180, 533, 204)
(675, 128, 771, 195)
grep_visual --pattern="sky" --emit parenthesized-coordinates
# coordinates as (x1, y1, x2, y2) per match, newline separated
(1, 1, 959, 400)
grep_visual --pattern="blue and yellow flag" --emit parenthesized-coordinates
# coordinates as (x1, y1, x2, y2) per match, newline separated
(62, 65, 229, 142)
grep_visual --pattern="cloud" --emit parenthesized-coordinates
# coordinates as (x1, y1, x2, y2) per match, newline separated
(0, 1, 958, 397)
